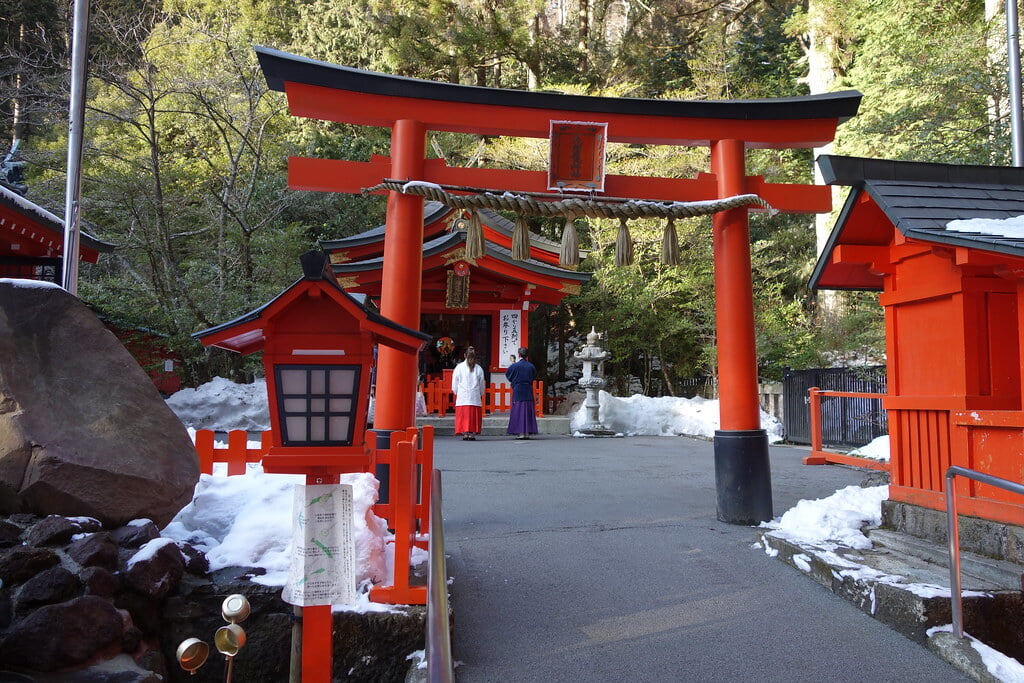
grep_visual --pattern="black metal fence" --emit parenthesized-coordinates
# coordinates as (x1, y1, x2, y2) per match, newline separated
(782, 366, 887, 447)
(677, 375, 716, 399)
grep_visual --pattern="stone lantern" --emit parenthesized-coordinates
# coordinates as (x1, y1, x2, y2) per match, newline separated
(575, 327, 615, 436)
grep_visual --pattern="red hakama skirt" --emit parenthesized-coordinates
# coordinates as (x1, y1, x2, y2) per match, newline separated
(454, 405, 483, 435)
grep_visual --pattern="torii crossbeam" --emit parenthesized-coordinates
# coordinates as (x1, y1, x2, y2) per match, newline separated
(257, 46, 861, 529)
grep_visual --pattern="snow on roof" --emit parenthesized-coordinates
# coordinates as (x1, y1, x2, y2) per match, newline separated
(947, 215, 1024, 238)
(0, 182, 64, 229)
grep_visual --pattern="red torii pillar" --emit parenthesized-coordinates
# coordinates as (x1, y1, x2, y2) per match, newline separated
(711, 139, 772, 522)
(375, 120, 426, 431)
(256, 46, 861, 525)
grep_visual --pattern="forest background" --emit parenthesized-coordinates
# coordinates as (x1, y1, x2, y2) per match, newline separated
(0, 0, 1016, 395)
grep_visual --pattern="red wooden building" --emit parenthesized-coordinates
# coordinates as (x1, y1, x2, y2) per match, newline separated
(101, 319, 182, 395)
(321, 202, 590, 378)
(0, 182, 112, 284)
(812, 155, 1024, 526)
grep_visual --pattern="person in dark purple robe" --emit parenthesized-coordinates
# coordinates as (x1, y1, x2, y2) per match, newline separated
(505, 347, 538, 439)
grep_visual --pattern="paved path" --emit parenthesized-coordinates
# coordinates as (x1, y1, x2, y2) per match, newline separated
(435, 434, 969, 683)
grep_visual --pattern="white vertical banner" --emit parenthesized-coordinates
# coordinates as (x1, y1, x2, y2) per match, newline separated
(499, 309, 521, 368)
(282, 484, 356, 607)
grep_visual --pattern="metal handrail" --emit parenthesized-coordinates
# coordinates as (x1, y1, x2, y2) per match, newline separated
(945, 465, 1024, 638)
(427, 468, 454, 682)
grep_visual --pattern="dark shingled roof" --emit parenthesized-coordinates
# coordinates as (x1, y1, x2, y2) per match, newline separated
(256, 46, 862, 124)
(193, 251, 431, 346)
(332, 231, 590, 284)
(0, 183, 114, 253)
(321, 203, 583, 259)
(811, 156, 1024, 290)
(319, 202, 452, 250)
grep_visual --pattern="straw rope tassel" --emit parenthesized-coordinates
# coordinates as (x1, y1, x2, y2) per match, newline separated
(559, 216, 579, 267)
(660, 217, 680, 266)
(615, 217, 634, 267)
(512, 214, 531, 261)
(464, 210, 485, 260)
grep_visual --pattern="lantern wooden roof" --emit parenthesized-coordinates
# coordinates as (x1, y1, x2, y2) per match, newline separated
(194, 251, 431, 355)
(0, 183, 113, 263)
(811, 155, 1024, 291)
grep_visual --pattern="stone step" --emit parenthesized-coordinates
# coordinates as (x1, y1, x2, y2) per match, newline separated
(415, 415, 571, 436)
(867, 528, 1024, 592)
(760, 527, 1024, 676)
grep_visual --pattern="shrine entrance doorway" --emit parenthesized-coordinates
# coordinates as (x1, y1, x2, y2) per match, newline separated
(420, 313, 491, 376)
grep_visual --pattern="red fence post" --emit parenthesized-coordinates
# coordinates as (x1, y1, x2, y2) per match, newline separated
(803, 387, 827, 465)
(227, 429, 247, 476)
(802, 389, 888, 471)
(415, 425, 434, 536)
(194, 429, 214, 474)
(370, 433, 426, 605)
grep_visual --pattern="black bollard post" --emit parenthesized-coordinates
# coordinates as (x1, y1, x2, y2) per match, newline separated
(713, 429, 773, 525)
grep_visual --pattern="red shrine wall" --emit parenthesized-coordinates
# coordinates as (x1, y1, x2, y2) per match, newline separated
(876, 240, 1024, 524)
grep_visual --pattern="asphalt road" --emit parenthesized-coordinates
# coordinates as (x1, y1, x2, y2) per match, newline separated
(435, 434, 969, 683)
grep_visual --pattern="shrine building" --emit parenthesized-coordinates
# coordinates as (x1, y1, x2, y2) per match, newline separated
(321, 202, 590, 382)
(812, 154, 1024, 528)
(0, 182, 112, 284)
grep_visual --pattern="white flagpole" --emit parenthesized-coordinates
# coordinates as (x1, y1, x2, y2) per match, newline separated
(1008, 0, 1023, 166)
(62, 0, 91, 294)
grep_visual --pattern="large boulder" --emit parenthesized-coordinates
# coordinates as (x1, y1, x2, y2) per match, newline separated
(0, 281, 199, 527)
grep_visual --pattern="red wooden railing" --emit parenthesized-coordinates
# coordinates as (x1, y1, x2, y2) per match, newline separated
(192, 426, 434, 604)
(804, 388, 1024, 526)
(419, 379, 545, 417)
(802, 387, 889, 471)
(194, 429, 271, 475)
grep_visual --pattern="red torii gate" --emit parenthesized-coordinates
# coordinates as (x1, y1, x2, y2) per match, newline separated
(257, 46, 861, 525)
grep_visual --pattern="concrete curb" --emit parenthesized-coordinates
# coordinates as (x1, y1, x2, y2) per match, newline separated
(928, 633, 1005, 683)
(759, 530, 1017, 681)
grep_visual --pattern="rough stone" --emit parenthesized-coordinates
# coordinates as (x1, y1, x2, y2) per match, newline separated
(81, 566, 120, 598)
(121, 624, 143, 654)
(18, 652, 163, 683)
(334, 609, 427, 682)
(0, 519, 22, 547)
(0, 588, 11, 629)
(26, 514, 84, 546)
(0, 595, 124, 671)
(7, 513, 37, 525)
(159, 577, 296, 683)
(124, 539, 185, 600)
(111, 522, 160, 549)
(0, 545, 59, 584)
(16, 565, 81, 612)
(68, 531, 119, 571)
(176, 542, 209, 576)
(115, 590, 162, 637)
(0, 282, 199, 528)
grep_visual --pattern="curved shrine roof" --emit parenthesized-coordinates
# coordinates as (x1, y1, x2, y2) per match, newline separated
(333, 230, 589, 283)
(194, 251, 431, 355)
(0, 183, 114, 261)
(320, 202, 581, 266)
